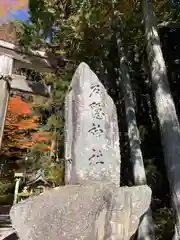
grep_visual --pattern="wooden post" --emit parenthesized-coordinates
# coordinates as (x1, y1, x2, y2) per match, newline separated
(13, 172, 24, 204)
(13, 178, 21, 205)
(0, 55, 13, 149)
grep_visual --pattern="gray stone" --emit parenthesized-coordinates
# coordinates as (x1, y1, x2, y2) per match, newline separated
(10, 182, 151, 240)
(65, 62, 121, 185)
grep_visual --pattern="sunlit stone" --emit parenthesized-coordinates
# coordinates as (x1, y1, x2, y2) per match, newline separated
(64, 62, 121, 185)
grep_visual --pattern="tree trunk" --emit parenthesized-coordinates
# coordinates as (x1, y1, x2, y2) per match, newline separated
(142, 0, 180, 237)
(114, 15, 155, 240)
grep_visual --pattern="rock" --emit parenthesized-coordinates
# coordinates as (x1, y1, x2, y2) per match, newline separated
(10, 182, 151, 240)
(65, 62, 121, 185)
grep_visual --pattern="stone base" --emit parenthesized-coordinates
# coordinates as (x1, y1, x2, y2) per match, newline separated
(10, 183, 151, 240)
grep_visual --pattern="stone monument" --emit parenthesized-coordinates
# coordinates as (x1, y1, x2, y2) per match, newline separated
(65, 62, 121, 185)
(10, 63, 152, 240)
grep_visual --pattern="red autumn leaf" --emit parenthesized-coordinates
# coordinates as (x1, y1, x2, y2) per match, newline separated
(8, 96, 32, 115)
(1, 96, 53, 158)
(1, 96, 38, 156)
(31, 132, 52, 142)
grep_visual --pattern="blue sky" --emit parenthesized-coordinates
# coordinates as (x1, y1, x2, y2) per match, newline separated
(9, 8, 29, 21)
(0, 8, 29, 24)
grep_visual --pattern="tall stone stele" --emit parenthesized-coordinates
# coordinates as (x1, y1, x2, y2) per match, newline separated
(10, 63, 152, 240)
(65, 62, 121, 185)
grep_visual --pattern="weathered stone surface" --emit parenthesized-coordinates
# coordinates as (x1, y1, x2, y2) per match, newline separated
(65, 62, 121, 185)
(10, 182, 151, 240)
(9, 63, 152, 240)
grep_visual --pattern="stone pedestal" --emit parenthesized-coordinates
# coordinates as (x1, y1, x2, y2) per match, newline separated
(10, 182, 151, 240)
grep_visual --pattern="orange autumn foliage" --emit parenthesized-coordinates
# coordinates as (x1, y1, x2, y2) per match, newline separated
(39, 145, 51, 151)
(1, 96, 51, 157)
(31, 132, 52, 142)
(8, 96, 32, 115)
(17, 118, 38, 130)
